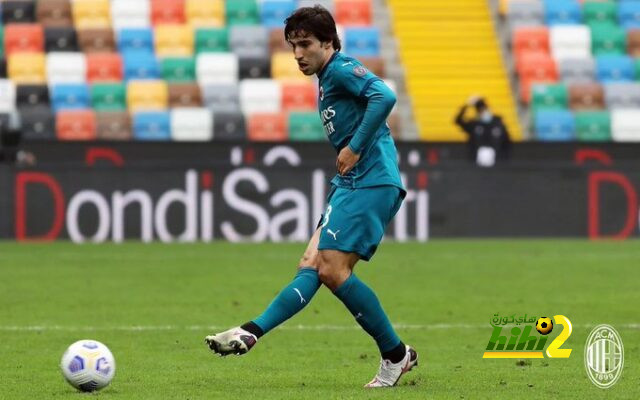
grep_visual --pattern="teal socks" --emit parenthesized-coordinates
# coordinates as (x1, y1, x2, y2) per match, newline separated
(252, 267, 321, 334)
(334, 273, 401, 353)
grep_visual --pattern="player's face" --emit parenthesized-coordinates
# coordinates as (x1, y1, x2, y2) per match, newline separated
(288, 32, 333, 76)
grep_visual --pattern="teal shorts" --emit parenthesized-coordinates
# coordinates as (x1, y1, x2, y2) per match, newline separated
(317, 185, 405, 261)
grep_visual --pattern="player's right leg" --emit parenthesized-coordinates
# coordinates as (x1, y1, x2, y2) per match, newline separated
(205, 228, 322, 356)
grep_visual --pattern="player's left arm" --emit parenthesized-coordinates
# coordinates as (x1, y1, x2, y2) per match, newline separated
(337, 80, 396, 175)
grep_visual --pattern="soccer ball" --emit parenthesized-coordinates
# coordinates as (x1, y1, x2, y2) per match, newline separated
(536, 317, 553, 335)
(60, 340, 115, 392)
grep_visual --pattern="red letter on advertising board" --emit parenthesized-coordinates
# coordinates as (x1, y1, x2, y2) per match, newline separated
(15, 172, 65, 241)
(588, 171, 638, 240)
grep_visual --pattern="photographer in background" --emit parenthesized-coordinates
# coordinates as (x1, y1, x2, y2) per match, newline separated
(454, 96, 511, 167)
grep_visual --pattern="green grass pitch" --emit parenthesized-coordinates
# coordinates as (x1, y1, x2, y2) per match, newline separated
(0, 240, 638, 399)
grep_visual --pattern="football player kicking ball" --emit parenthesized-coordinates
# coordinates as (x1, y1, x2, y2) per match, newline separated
(206, 5, 418, 388)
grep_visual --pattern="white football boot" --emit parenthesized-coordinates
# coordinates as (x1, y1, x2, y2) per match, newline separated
(205, 327, 257, 356)
(364, 345, 418, 388)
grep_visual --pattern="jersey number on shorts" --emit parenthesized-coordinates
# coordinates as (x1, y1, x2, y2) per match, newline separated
(321, 205, 332, 228)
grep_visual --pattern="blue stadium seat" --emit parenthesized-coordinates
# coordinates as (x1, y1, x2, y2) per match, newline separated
(260, 0, 296, 28)
(596, 55, 635, 82)
(123, 51, 160, 80)
(117, 28, 154, 53)
(619, 1, 640, 30)
(345, 27, 380, 57)
(544, 0, 582, 26)
(132, 111, 171, 140)
(51, 83, 90, 112)
(534, 110, 576, 141)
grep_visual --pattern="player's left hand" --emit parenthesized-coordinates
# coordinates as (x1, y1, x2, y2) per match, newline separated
(336, 146, 360, 175)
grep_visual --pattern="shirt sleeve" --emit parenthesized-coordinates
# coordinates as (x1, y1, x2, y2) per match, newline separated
(347, 80, 397, 154)
(332, 60, 382, 98)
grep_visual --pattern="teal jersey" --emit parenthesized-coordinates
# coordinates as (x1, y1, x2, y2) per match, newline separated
(317, 52, 405, 193)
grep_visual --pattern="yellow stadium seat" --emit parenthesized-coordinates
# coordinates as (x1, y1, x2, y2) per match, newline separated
(127, 80, 169, 112)
(155, 25, 194, 57)
(73, 0, 111, 29)
(8, 53, 46, 84)
(271, 52, 310, 81)
(186, 0, 224, 27)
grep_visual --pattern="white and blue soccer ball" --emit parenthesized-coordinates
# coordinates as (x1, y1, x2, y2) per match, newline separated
(60, 340, 115, 392)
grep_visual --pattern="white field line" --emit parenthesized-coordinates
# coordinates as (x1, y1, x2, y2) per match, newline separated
(0, 323, 639, 332)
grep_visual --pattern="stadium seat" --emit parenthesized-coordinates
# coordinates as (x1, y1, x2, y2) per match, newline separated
(155, 24, 193, 57)
(0, 79, 16, 112)
(604, 82, 640, 108)
(46, 52, 87, 84)
(161, 57, 196, 82)
(583, 1, 617, 26)
(558, 57, 596, 82)
(36, 0, 73, 28)
(212, 110, 246, 140)
(345, 27, 380, 57)
(168, 83, 202, 107)
(272, 51, 308, 81)
(96, 111, 132, 140)
(201, 83, 240, 113)
(261, 0, 296, 28)
(87, 53, 123, 82)
(360, 57, 385, 78)
(196, 53, 238, 84)
(225, 0, 260, 26)
(544, 0, 581, 26)
(194, 28, 229, 53)
(517, 53, 558, 101)
(239, 55, 271, 79)
(123, 51, 160, 80)
(44, 27, 79, 52)
(0, 58, 5, 79)
(269, 28, 289, 53)
(185, 0, 224, 27)
(151, 0, 185, 25)
(568, 82, 605, 110)
(51, 83, 90, 111)
(247, 112, 287, 141)
(229, 25, 269, 58)
(132, 111, 171, 140)
(127, 80, 168, 112)
(575, 111, 611, 141)
(550, 25, 591, 60)
(619, 1, 640, 30)
(636, 58, 640, 79)
(8, 53, 46, 84)
(240, 79, 281, 115)
(56, 109, 97, 140)
(534, 110, 576, 141)
(281, 81, 316, 111)
(611, 108, 640, 141)
(77, 28, 116, 53)
(0, 28, 3, 59)
(530, 83, 568, 111)
(118, 28, 154, 53)
(288, 111, 324, 141)
(72, 0, 111, 29)
(591, 24, 626, 56)
(20, 106, 55, 140)
(2, 1, 36, 24)
(4, 24, 44, 55)
(335, 0, 372, 26)
(91, 83, 127, 111)
(16, 84, 50, 108)
(506, 0, 544, 30)
(596, 55, 635, 82)
(512, 27, 550, 56)
(627, 29, 640, 57)
(110, 0, 151, 30)
(170, 107, 213, 141)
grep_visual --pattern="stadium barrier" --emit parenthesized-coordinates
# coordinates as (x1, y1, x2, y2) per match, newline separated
(0, 143, 638, 242)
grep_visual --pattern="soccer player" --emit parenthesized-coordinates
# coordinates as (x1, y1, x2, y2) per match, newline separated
(205, 5, 418, 388)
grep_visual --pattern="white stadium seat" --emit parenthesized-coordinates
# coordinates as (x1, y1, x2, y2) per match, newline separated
(611, 109, 640, 142)
(171, 107, 214, 141)
(46, 52, 87, 84)
(111, 0, 151, 29)
(239, 79, 282, 115)
(196, 53, 239, 85)
(0, 79, 16, 112)
(550, 25, 591, 60)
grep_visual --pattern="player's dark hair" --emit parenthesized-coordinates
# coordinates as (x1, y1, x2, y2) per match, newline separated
(284, 5, 341, 51)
